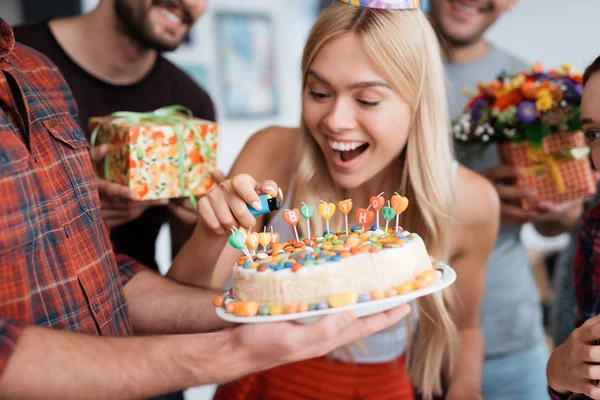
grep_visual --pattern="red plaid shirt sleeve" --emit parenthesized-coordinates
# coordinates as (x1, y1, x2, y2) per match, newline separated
(115, 253, 148, 286)
(0, 19, 147, 379)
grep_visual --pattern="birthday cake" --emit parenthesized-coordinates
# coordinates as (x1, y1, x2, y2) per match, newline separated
(214, 195, 445, 317)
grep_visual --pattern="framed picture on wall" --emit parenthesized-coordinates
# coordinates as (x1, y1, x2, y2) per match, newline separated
(215, 12, 278, 119)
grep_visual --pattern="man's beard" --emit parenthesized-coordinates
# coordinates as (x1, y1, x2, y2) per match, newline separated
(114, 0, 193, 52)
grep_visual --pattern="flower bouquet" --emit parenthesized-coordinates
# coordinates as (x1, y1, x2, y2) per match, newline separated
(453, 64, 596, 210)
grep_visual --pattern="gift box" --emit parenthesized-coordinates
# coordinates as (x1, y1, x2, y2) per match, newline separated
(499, 131, 596, 210)
(89, 106, 218, 201)
(453, 64, 596, 209)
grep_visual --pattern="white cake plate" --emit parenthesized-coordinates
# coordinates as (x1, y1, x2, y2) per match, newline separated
(215, 264, 456, 324)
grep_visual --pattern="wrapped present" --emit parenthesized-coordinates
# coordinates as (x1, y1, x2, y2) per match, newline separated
(453, 64, 596, 208)
(89, 106, 217, 202)
(499, 131, 596, 210)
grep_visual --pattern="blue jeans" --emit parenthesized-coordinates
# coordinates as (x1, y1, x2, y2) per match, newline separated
(482, 343, 550, 400)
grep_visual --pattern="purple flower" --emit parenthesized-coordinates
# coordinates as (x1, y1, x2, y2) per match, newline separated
(470, 98, 488, 124)
(517, 101, 537, 123)
(574, 83, 583, 98)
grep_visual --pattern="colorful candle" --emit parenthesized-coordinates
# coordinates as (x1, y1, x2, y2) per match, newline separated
(229, 227, 252, 260)
(300, 202, 315, 239)
(382, 201, 397, 236)
(270, 226, 280, 244)
(283, 208, 301, 242)
(369, 192, 385, 228)
(245, 227, 259, 255)
(318, 201, 336, 234)
(356, 206, 375, 232)
(338, 199, 353, 235)
(391, 193, 409, 232)
(258, 227, 272, 252)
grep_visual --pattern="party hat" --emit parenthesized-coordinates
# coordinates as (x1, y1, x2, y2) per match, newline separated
(338, 0, 420, 10)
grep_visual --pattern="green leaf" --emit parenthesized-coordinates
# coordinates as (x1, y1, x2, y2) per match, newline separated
(523, 121, 549, 150)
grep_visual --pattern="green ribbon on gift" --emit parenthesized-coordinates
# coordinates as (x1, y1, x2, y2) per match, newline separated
(90, 105, 214, 211)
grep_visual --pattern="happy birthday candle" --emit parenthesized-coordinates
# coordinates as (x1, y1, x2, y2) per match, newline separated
(391, 192, 409, 232)
(382, 201, 397, 236)
(258, 227, 272, 252)
(356, 205, 375, 232)
(318, 201, 336, 234)
(245, 227, 259, 255)
(270, 226, 280, 244)
(283, 208, 301, 242)
(229, 227, 253, 260)
(338, 199, 353, 235)
(369, 192, 385, 228)
(300, 202, 314, 239)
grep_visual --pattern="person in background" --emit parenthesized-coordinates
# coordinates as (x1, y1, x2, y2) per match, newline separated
(546, 55, 600, 400)
(546, 57, 600, 399)
(0, 19, 410, 399)
(13, 0, 221, 273)
(428, 0, 584, 398)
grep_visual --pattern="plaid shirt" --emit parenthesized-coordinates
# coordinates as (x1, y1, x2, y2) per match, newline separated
(549, 204, 600, 400)
(0, 19, 146, 378)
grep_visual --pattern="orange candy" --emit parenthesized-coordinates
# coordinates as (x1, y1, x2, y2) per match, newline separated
(213, 295, 225, 307)
(298, 303, 309, 313)
(359, 232, 370, 241)
(234, 301, 259, 317)
(396, 281, 415, 294)
(339, 251, 352, 258)
(345, 237, 360, 247)
(225, 302, 235, 314)
(291, 263, 302, 273)
(385, 288, 398, 298)
(370, 289, 384, 301)
(414, 269, 439, 289)
(350, 247, 361, 255)
(284, 304, 299, 314)
(332, 244, 345, 251)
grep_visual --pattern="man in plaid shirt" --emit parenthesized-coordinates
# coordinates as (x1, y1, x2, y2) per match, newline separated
(0, 19, 409, 399)
(547, 56, 600, 399)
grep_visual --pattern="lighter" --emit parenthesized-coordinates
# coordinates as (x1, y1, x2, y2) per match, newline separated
(247, 188, 284, 216)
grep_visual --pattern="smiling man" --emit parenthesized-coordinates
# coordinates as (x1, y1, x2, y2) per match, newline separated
(429, 0, 580, 399)
(12, 0, 217, 281)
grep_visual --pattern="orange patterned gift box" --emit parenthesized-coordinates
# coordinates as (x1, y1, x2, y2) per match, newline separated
(89, 108, 218, 201)
(499, 131, 596, 210)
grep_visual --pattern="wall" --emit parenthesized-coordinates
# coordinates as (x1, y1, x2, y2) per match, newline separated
(0, 0, 22, 25)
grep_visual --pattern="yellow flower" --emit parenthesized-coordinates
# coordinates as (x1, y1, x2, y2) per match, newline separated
(537, 88, 551, 99)
(560, 63, 573, 73)
(536, 95, 553, 112)
(511, 74, 526, 88)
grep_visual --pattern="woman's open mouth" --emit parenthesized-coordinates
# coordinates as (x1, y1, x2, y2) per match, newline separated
(328, 139, 370, 168)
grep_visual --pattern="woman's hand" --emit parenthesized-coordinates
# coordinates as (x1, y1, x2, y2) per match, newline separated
(197, 174, 278, 234)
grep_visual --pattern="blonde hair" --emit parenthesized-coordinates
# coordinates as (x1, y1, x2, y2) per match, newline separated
(291, 2, 459, 398)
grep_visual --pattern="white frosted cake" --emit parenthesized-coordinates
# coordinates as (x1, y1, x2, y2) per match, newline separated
(215, 226, 444, 317)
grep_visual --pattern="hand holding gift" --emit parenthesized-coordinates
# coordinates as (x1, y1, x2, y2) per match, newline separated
(480, 163, 541, 225)
(90, 144, 168, 228)
(89, 105, 218, 205)
(454, 64, 597, 211)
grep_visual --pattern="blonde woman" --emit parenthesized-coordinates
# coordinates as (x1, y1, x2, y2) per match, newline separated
(169, 1, 498, 398)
